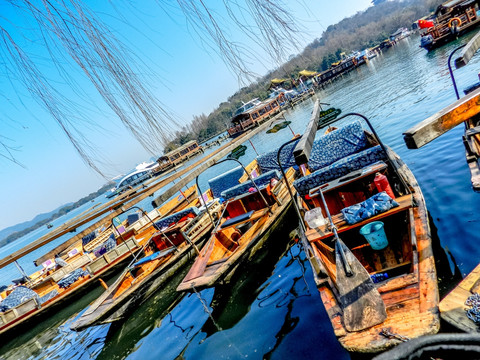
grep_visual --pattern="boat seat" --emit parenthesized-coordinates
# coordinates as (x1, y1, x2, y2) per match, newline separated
(293, 146, 386, 196)
(464, 81, 480, 95)
(154, 206, 199, 230)
(308, 121, 369, 172)
(39, 289, 59, 304)
(0, 286, 39, 313)
(221, 210, 254, 229)
(220, 170, 280, 200)
(57, 268, 88, 289)
(208, 166, 244, 198)
(256, 139, 299, 173)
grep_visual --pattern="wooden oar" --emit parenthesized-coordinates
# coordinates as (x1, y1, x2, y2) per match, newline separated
(316, 185, 387, 332)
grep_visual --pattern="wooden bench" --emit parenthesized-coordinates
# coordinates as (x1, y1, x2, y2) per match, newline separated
(305, 194, 413, 242)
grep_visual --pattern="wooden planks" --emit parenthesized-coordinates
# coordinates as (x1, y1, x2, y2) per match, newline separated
(455, 30, 480, 68)
(293, 99, 321, 165)
(403, 86, 480, 149)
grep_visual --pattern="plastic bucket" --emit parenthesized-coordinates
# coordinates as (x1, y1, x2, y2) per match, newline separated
(359, 221, 388, 250)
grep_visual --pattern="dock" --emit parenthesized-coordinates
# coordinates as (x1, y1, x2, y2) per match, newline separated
(0, 106, 304, 269)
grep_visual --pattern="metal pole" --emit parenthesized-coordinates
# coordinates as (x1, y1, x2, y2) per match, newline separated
(276, 137, 306, 232)
(196, 175, 216, 228)
(447, 44, 467, 100)
(14, 260, 29, 280)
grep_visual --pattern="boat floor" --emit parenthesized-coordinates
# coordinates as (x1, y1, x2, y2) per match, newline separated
(320, 270, 439, 353)
(178, 203, 292, 291)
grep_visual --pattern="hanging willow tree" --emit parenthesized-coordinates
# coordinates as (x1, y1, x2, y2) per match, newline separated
(0, 0, 301, 175)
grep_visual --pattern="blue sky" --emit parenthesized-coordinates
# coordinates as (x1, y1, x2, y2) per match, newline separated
(0, 0, 372, 230)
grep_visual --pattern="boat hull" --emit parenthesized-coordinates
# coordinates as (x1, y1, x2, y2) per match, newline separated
(177, 200, 293, 292)
(71, 236, 207, 330)
(299, 149, 439, 353)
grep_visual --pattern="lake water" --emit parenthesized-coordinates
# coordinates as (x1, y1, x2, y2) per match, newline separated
(2, 33, 480, 359)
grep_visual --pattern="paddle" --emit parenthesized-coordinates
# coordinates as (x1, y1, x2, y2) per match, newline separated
(316, 184, 387, 332)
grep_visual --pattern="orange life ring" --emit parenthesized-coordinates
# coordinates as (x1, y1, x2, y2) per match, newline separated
(448, 17, 462, 28)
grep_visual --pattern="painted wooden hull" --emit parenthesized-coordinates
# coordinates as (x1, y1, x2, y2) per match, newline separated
(439, 263, 480, 333)
(70, 203, 220, 330)
(0, 188, 199, 338)
(177, 167, 296, 292)
(299, 148, 439, 353)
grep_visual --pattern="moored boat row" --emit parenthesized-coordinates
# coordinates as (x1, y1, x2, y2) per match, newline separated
(0, 185, 201, 337)
(2, 94, 479, 357)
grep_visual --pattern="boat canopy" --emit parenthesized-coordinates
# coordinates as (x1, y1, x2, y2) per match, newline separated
(298, 70, 317, 77)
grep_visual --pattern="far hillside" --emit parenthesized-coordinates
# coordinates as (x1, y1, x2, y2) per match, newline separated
(0, 182, 114, 248)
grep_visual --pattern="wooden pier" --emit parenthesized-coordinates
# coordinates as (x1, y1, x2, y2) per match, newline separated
(0, 107, 303, 269)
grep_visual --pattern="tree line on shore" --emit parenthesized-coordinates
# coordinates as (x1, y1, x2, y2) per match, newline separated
(163, 0, 443, 153)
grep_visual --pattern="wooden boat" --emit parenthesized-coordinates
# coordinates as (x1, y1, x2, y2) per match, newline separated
(0, 186, 202, 338)
(419, 0, 480, 51)
(292, 103, 439, 353)
(227, 97, 282, 138)
(156, 140, 204, 172)
(439, 262, 480, 333)
(177, 143, 298, 291)
(70, 200, 221, 330)
(404, 31, 480, 190)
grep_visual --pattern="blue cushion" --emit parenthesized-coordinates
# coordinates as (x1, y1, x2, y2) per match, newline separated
(81, 230, 98, 247)
(154, 206, 200, 230)
(309, 121, 368, 172)
(92, 235, 117, 257)
(256, 140, 299, 173)
(0, 286, 39, 312)
(293, 146, 386, 196)
(131, 248, 175, 268)
(220, 170, 280, 200)
(127, 213, 141, 225)
(39, 289, 59, 304)
(208, 166, 244, 198)
(57, 268, 88, 289)
(341, 192, 399, 225)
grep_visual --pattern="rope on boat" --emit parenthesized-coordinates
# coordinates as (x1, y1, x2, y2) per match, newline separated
(465, 293, 480, 324)
(380, 328, 410, 342)
(191, 284, 247, 358)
